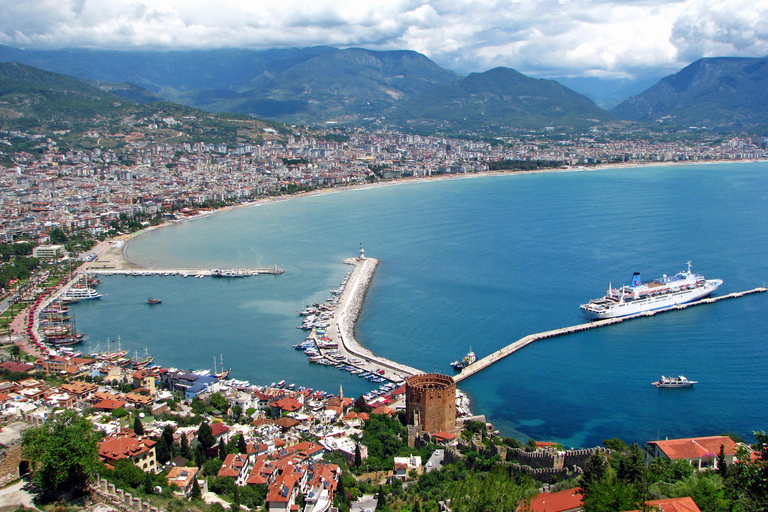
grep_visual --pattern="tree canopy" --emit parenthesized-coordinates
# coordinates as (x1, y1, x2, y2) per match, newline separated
(21, 409, 102, 494)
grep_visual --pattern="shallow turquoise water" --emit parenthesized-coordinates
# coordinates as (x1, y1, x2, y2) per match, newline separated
(73, 163, 768, 447)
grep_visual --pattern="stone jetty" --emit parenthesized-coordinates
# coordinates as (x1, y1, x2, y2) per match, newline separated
(454, 286, 767, 383)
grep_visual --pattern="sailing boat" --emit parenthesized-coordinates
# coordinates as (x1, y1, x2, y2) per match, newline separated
(133, 347, 155, 368)
(214, 354, 230, 379)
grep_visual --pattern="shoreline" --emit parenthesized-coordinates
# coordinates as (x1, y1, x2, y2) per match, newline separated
(96, 157, 766, 270)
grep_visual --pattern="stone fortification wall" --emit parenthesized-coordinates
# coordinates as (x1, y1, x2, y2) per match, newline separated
(405, 373, 456, 434)
(563, 447, 612, 470)
(505, 447, 556, 469)
(509, 463, 583, 484)
(92, 475, 162, 512)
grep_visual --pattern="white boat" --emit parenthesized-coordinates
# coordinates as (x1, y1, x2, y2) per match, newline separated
(451, 348, 478, 370)
(580, 262, 722, 319)
(62, 286, 102, 301)
(653, 375, 698, 388)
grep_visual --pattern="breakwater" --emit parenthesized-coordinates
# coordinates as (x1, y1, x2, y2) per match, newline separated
(329, 257, 422, 382)
(455, 287, 767, 383)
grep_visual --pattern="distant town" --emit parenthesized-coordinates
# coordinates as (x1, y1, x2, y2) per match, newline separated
(2, 120, 767, 242)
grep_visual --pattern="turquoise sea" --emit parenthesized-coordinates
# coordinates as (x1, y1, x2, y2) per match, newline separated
(72, 162, 768, 448)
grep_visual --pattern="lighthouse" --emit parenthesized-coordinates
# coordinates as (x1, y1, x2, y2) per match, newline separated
(358, 243, 366, 260)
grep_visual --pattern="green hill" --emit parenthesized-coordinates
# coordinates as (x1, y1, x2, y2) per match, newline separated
(0, 62, 289, 149)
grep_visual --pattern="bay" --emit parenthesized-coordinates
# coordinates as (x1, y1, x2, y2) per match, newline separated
(73, 162, 768, 448)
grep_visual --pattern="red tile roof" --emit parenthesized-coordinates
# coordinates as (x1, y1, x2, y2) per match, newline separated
(626, 496, 702, 512)
(648, 436, 738, 460)
(527, 488, 583, 512)
(210, 422, 230, 437)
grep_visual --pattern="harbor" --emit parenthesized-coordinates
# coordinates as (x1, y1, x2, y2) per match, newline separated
(454, 286, 767, 383)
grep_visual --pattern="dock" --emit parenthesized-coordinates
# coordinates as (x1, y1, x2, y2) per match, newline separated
(454, 287, 767, 383)
(88, 267, 284, 277)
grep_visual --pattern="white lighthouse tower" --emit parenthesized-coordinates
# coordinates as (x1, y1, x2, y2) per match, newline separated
(358, 243, 366, 260)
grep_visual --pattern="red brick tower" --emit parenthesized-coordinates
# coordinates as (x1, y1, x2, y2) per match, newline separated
(405, 373, 456, 434)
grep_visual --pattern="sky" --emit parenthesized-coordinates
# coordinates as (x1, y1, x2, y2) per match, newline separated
(1, 0, 767, 80)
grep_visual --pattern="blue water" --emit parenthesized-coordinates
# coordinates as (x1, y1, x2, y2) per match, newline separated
(73, 163, 768, 448)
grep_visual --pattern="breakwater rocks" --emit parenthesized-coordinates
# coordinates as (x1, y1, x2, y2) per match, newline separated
(336, 257, 422, 379)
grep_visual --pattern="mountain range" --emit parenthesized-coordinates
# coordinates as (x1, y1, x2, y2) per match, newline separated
(612, 57, 768, 129)
(1, 44, 767, 133)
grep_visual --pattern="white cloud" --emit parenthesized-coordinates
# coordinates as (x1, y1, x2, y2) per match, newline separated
(671, 0, 768, 62)
(1, 0, 767, 78)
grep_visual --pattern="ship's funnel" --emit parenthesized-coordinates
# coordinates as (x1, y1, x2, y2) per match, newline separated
(631, 272, 641, 287)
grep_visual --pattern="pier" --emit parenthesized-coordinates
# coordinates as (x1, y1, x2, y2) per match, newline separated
(88, 267, 284, 277)
(454, 287, 767, 383)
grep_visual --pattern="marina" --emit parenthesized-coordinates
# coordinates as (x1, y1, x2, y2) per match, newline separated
(454, 286, 767, 383)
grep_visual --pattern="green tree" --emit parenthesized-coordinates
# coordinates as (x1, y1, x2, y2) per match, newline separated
(354, 443, 362, 468)
(580, 451, 608, 499)
(49, 228, 67, 244)
(180, 432, 193, 460)
(143, 471, 154, 494)
(8, 344, 21, 361)
(603, 438, 628, 452)
(726, 431, 768, 512)
(716, 444, 728, 479)
(237, 434, 247, 454)
(197, 421, 215, 450)
(451, 466, 537, 512)
(155, 435, 171, 464)
(209, 392, 228, 413)
(218, 439, 228, 460)
(616, 444, 645, 485)
(21, 409, 102, 494)
(133, 416, 145, 436)
(113, 459, 144, 488)
(190, 477, 202, 500)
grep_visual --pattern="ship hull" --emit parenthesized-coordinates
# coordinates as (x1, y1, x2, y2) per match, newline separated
(581, 279, 722, 319)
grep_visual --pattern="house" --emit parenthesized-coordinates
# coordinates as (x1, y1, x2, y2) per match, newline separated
(643, 435, 741, 470)
(392, 455, 422, 481)
(269, 396, 304, 416)
(99, 431, 158, 473)
(527, 487, 583, 512)
(93, 399, 126, 413)
(303, 463, 340, 511)
(0, 362, 36, 374)
(166, 466, 200, 497)
(61, 380, 99, 399)
(266, 469, 300, 512)
(625, 496, 702, 512)
(217, 453, 251, 486)
(432, 431, 457, 446)
(211, 422, 230, 443)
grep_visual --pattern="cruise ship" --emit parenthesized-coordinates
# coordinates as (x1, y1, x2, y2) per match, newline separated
(580, 262, 722, 319)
